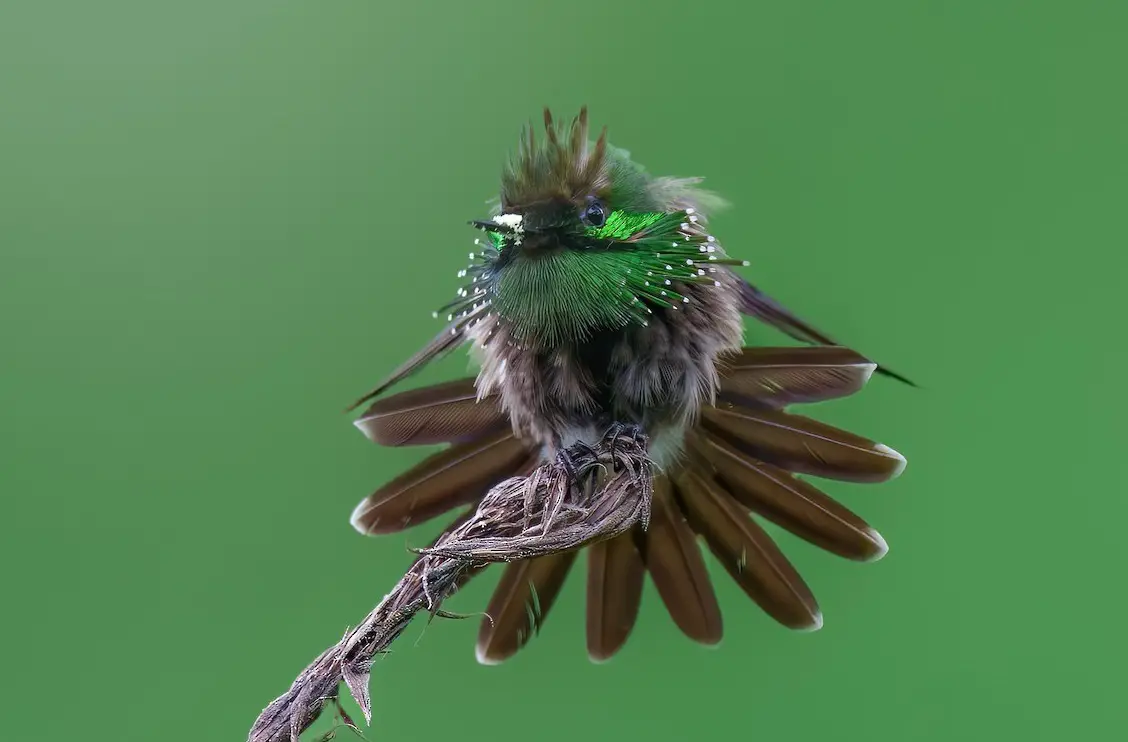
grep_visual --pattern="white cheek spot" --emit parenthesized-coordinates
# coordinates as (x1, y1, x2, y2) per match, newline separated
(492, 213, 524, 229)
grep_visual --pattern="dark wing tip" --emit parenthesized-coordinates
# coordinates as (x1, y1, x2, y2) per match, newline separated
(737, 276, 918, 389)
(875, 365, 919, 388)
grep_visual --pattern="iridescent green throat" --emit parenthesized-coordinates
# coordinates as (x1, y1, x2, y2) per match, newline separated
(439, 209, 747, 345)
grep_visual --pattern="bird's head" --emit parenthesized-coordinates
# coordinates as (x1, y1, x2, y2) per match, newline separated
(440, 108, 744, 345)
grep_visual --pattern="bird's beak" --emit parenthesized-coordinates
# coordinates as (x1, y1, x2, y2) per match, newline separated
(469, 220, 511, 233)
(469, 219, 544, 235)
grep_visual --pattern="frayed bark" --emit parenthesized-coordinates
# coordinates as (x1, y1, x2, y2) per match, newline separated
(248, 427, 652, 742)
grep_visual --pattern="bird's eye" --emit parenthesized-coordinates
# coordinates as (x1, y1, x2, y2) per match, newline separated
(581, 198, 606, 228)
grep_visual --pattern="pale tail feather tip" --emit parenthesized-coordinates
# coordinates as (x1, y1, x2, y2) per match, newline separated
(874, 443, 908, 479)
(797, 611, 825, 633)
(349, 499, 376, 535)
(475, 643, 504, 666)
(864, 528, 890, 563)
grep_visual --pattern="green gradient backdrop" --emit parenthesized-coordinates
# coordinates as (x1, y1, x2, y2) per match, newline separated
(3, 2, 1125, 740)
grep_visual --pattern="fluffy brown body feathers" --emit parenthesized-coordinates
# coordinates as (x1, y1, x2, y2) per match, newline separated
(468, 266, 744, 459)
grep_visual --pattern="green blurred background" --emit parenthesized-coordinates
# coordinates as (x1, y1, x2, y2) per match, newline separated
(3, 1, 1125, 740)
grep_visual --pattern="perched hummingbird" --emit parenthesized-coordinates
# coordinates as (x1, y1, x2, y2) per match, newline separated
(346, 107, 910, 664)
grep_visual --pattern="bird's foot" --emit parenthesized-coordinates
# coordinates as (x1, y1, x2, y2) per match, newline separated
(415, 425, 653, 563)
(555, 440, 600, 489)
(602, 422, 647, 469)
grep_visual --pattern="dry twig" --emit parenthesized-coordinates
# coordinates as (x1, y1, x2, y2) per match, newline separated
(248, 427, 652, 742)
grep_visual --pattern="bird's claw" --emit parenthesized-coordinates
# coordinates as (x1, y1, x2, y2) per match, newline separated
(556, 441, 599, 489)
(603, 422, 647, 469)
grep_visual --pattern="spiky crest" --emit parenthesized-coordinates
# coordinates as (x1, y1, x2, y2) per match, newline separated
(500, 107, 610, 210)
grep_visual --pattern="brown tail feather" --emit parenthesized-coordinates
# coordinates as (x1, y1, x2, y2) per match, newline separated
(641, 475, 723, 645)
(673, 466, 822, 631)
(718, 346, 877, 407)
(476, 550, 578, 665)
(689, 430, 887, 562)
(585, 531, 645, 662)
(353, 378, 506, 447)
(350, 431, 532, 535)
(701, 403, 906, 484)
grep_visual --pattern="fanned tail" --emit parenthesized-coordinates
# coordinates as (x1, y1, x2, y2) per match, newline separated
(345, 344, 906, 662)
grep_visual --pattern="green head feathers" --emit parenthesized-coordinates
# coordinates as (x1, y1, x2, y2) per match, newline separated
(438, 108, 745, 345)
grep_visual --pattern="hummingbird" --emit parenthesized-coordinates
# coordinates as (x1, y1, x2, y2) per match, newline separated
(345, 107, 911, 665)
